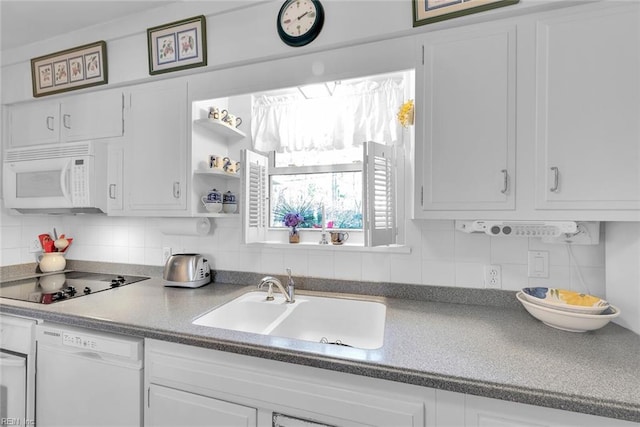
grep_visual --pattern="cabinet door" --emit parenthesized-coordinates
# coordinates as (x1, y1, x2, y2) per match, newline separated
(147, 384, 257, 427)
(61, 90, 123, 142)
(9, 100, 60, 147)
(417, 25, 516, 212)
(535, 4, 640, 210)
(107, 143, 124, 213)
(125, 80, 187, 212)
(464, 393, 637, 427)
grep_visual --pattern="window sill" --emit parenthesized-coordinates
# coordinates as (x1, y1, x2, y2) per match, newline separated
(246, 242, 411, 254)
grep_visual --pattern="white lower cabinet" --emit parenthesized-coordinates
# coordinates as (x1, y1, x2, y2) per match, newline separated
(147, 384, 257, 427)
(145, 339, 434, 427)
(438, 390, 637, 427)
(145, 339, 636, 427)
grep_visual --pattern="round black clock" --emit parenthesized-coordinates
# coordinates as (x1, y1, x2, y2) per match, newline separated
(277, 0, 324, 47)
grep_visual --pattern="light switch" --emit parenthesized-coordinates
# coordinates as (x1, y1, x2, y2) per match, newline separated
(528, 251, 549, 278)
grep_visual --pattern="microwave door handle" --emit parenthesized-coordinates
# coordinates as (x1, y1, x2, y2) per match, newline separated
(60, 160, 72, 203)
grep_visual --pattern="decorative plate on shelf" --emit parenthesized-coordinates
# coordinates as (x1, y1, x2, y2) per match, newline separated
(521, 287, 609, 315)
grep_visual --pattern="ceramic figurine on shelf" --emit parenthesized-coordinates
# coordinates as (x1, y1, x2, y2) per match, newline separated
(201, 188, 222, 213)
(222, 157, 232, 172)
(223, 191, 237, 213)
(208, 107, 220, 120)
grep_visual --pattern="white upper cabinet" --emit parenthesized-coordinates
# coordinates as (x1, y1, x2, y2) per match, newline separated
(7, 90, 123, 148)
(415, 24, 516, 214)
(535, 3, 640, 211)
(60, 90, 124, 143)
(414, 2, 640, 220)
(8, 100, 60, 146)
(122, 79, 188, 214)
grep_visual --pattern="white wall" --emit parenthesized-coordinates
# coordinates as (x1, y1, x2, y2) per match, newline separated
(605, 223, 640, 335)
(1, 0, 575, 104)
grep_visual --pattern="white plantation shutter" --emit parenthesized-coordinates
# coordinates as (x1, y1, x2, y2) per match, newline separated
(242, 149, 269, 244)
(363, 141, 396, 247)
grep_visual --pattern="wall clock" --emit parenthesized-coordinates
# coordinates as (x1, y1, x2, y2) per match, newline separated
(277, 0, 325, 47)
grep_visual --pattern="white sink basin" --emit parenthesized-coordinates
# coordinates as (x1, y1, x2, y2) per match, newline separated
(193, 291, 386, 349)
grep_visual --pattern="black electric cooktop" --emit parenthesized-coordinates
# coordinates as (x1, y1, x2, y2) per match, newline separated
(0, 271, 150, 304)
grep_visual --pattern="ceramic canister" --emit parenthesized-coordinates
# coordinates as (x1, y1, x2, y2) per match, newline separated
(222, 191, 237, 213)
(201, 188, 223, 213)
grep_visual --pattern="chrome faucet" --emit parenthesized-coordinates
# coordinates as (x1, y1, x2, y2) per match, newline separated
(258, 269, 295, 303)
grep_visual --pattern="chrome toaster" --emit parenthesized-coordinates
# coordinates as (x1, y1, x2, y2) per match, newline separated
(162, 253, 211, 288)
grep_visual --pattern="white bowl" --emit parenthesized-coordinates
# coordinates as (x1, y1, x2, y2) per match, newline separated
(521, 287, 609, 315)
(516, 292, 620, 332)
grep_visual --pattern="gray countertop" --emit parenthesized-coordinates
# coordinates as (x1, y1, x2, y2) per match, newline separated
(1, 269, 639, 423)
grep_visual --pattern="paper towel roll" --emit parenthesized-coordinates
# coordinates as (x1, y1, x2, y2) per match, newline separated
(159, 218, 211, 235)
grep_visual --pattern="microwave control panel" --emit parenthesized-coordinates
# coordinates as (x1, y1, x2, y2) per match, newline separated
(71, 159, 89, 206)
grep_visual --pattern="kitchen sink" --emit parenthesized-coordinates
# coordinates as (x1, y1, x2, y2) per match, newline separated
(192, 291, 386, 349)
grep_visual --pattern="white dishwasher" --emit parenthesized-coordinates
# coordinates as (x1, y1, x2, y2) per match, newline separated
(35, 323, 143, 427)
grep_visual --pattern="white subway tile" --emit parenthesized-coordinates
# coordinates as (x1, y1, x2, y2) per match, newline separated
(333, 252, 362, 281)
(282, 250, 309, 277)
(501, 264, 528, 291)
(422, 260, 455, 286)
(308, 252, 334, 279)
(361, 253, 391, 282)
(491, 237, 528, 265)
(1, 227, 21, 249)
(455, 262, 484, 288)
(421, 229, 455, 260)
(455, 232, 491, 264)
(389, 254, 421, 284)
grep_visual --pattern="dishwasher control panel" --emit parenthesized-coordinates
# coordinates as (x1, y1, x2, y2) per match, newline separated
(37, 323, 143, 361)
(62, 332, 99, 350)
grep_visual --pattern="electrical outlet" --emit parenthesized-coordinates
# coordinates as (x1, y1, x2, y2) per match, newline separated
(28, 238, 42, 253)
(484, 265, 502, 289)
(162, 247, 172, 264)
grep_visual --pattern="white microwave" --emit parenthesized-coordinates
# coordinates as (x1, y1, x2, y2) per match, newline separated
(3, 141, 108, 214)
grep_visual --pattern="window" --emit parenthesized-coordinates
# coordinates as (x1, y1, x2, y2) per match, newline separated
(243, 71, 411, 247)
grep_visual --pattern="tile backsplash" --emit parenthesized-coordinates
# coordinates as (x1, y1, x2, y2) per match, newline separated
(0, 208, 605, 296)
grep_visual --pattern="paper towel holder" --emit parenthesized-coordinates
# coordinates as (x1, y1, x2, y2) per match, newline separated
(159, 218, 211, 236)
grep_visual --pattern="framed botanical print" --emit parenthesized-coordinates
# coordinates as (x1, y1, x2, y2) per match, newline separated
(413, 0, 519, 27)
(147, 15, 207, 75)
(30, 41, 107, 97)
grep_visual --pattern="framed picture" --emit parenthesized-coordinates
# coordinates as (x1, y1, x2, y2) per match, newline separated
(147, 15, 207, 75)
(30, 41, 107, 97)
(413, 0, 519, 27)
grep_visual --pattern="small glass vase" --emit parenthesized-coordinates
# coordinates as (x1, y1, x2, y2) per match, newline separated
(289, 226, 300, 244)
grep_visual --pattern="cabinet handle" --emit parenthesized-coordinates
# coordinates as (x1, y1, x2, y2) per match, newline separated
(501, 169, 509, 194)
(173, 182, 181, 199)
(63, 114, 71, 129)
(109, 184, 117, 199)
(46, 116, 55, 131)
(550, 166, 560, 192)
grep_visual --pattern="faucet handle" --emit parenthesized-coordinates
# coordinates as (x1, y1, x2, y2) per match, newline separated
(265, 283, 274, 301)
(258, 276, 275, 301)
(285, 268, 295, 303)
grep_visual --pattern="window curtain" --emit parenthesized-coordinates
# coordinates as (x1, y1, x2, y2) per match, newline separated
(251, 78, 403, 153)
